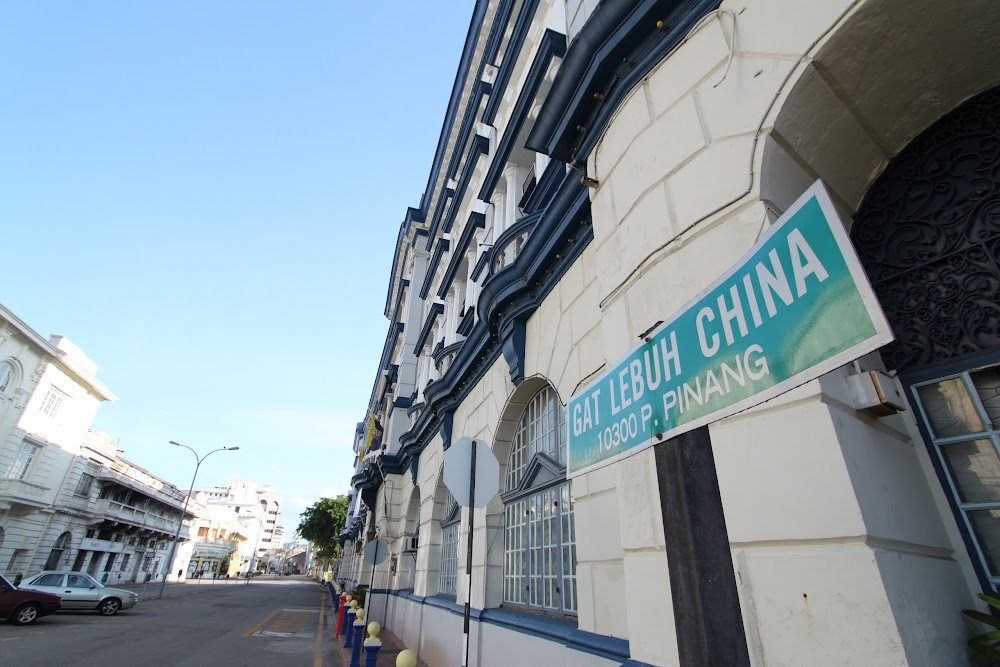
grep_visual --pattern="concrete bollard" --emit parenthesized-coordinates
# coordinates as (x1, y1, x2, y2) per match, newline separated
(363, 622, 382, 667)
(336, 595, 350, 636)
(349, 615, 366, 667)
(396, 648, 418, 667)
(343, 607, 357, 649)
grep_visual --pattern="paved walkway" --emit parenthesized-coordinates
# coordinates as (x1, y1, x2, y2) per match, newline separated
(330, 627, 429, 667)
(325, 585, 428, 667)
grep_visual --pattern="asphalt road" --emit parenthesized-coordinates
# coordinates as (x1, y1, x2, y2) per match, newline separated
(0, 575, 334, 666)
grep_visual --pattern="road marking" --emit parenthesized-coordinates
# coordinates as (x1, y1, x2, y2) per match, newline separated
(313, 593, 325, 667)
(0, 636, 20, 642)
(243, 608, 282, 638)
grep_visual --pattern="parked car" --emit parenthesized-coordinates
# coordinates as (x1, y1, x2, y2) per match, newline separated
(20, 571, 138, 616)
(0, 573, 61, 625)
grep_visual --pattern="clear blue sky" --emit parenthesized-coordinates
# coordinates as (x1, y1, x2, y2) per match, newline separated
(0, 2, 473, 532)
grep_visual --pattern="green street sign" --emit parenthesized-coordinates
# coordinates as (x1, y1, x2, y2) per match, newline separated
(567, 181, 893, 478)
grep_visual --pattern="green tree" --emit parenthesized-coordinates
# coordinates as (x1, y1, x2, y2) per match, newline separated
(297, 495, 349, 558)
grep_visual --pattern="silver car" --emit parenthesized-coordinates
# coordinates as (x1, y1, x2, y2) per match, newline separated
(21, 571, 139, 616)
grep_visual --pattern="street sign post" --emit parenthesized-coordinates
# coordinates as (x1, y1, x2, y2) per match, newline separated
(443, 437, 499, 667)
(363, 539, 389, 625)
(363, 539, 389, 565)
(444, 437, 499, 509)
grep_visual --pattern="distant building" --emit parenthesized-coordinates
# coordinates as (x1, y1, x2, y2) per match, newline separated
(174, 496, 251, 579)
(0, 305, 191, 585)
(189, 479, 281, 573)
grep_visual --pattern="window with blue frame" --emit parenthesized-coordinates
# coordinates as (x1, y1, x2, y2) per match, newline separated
(913, 365, 1000, 586)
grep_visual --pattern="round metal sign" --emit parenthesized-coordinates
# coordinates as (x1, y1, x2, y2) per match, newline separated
(443, 436, 500, 508)
(363, 539, 389, 565)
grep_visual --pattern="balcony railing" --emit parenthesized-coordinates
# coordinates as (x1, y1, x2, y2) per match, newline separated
(98, 466, 187, 510)
(92, 498, 186, 536)
(490, 212, 541, 275)
(0, 478, 50, 503)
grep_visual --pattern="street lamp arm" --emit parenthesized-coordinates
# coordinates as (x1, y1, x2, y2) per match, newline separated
(156, 440, 238, 599)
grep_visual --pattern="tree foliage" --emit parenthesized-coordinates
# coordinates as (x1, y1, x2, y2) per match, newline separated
(297, 495, 349, 558)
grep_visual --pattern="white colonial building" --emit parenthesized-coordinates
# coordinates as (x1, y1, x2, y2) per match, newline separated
(0, 305, 193, 586)
(190, 479, 281, 574)
(339, 1, 1000, 666)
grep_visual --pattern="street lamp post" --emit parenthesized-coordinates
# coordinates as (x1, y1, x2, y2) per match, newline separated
(245, 514, 264, 585)
(156, 440, 239, 600)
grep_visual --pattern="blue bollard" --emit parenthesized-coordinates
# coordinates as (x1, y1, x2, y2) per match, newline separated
(349, 620, 365, 667)
(343, 609, 356, 649)
(364, 638, 382, 667)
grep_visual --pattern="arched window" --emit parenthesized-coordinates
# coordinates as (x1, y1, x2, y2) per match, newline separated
(502, 385, 576, 614)
(438, 491, 460, 596)
(45, 531, 72, 570)
(0, 361, 13, 393)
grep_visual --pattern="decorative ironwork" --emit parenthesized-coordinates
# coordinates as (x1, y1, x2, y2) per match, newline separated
(852, 85, 1000, 371)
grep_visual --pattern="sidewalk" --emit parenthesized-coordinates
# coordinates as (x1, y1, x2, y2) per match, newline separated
(330, 627, 429, 667)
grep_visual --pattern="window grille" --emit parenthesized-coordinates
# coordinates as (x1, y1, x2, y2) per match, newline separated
(502, 386, 576, 614)
(438, 491, 460, 596)
(913, 365, 1000, 584)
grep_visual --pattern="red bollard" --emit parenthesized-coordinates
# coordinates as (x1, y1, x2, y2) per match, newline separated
(336, 595, 349, 637)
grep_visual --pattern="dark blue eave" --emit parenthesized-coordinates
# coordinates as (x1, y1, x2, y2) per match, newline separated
(527, 0, 721, 163)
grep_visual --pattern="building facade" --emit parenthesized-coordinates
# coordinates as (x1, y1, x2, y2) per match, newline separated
(190, 479, 282, 574)
(0, 305, 192, 586)
(175, 495, 250, 579)
(340, 1, 1000, 666)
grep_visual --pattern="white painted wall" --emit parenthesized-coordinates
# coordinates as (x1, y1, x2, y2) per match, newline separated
(352, 1, 1000, 665)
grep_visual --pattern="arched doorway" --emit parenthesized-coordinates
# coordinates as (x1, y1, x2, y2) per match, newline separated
(852, 84, 1000, 593)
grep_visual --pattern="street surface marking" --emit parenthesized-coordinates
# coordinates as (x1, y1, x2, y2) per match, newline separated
(248, 608, 316, 639)
(0, 636, 20, 642)
(243, 608, 282, 637)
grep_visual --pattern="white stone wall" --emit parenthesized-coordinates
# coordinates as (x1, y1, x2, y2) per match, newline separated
(359, 1, 1000, 665)
(379, 592, 621, 667)
(575, 0, 998, 664)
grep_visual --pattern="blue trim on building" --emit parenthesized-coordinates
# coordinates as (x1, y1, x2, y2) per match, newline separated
(384, 209, 425, 318)
(444, 0, 514, 185)
(471, 250, 490, 283)
(356, 173, 591, 489)
(418, 0, 491, 230)
(521, 158, 565, 215)
(443, 134, 490, 236)
(456, 306, 476, 337)
(482, 0, 542, 125)
(371, 588, 631, 662)
(485, 210, 542, 278)
(527, 0, 721, 163)
(420, 238, 451, 300)
(479, 28, 567, 202)
(437, 212, 485, 300)
(413, 302, 444, 355)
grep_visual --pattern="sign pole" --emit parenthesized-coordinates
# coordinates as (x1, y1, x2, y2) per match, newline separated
(462, 439, 477, 667)
(654, 426, 749, 666)
(369, 540, 379, 610)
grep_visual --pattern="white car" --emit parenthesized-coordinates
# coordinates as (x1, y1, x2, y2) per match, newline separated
(21, 571, 139, 616)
